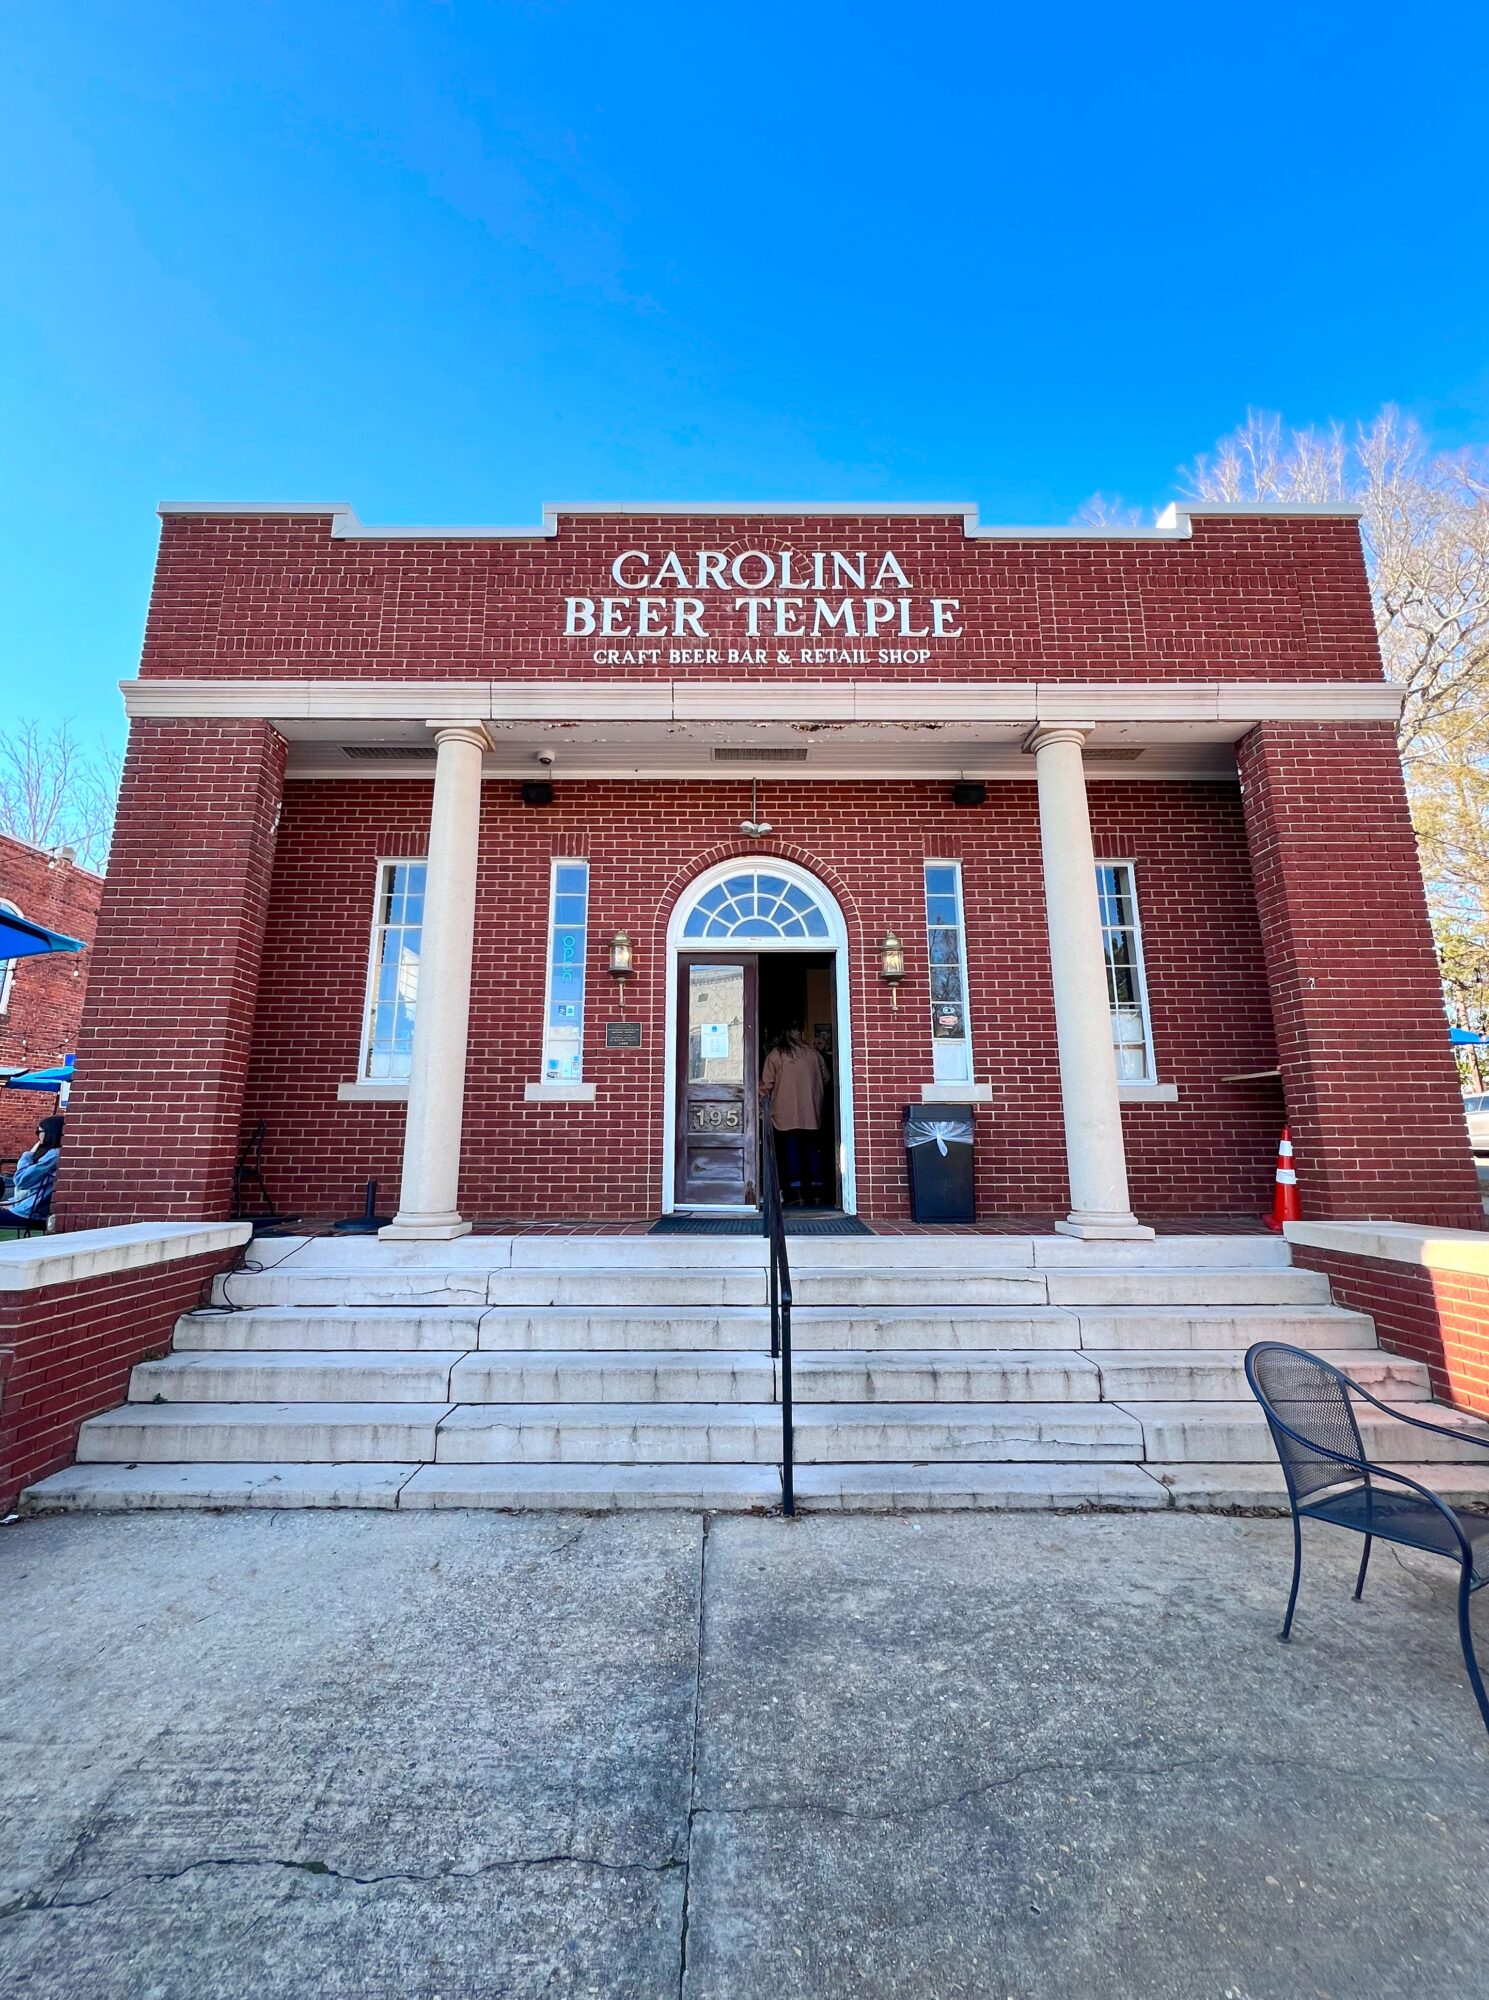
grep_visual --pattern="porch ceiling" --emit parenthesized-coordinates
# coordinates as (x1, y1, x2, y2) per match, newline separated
(280, 715, 1243, 781)
(120, 675, 1403, 785)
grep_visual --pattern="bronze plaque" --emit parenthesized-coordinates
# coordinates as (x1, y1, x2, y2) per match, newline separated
(605, 1021, 643, 1049)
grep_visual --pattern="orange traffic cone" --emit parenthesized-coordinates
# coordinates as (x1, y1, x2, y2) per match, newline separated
(1265, 1125, 1300, 1231)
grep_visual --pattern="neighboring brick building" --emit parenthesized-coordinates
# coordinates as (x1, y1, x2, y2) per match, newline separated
(54, 500, 1482, 1238)
(0, 831, 101, 1166)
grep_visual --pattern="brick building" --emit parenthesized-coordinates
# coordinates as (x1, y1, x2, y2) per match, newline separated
(0, 831, 100, 1166)
(53, 499, 1482, 1239)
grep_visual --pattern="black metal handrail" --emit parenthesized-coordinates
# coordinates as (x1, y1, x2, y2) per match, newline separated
(760, 1092, 796, 1516)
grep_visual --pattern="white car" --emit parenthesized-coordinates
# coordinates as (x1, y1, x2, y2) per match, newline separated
(1464, 1093, 1489, 1153)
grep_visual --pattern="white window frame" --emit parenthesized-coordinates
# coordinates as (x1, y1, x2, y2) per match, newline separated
(541, 858, 591, 1084)
(358, 858, 426, 1083)
(1096, 860, 1157, 1087)
(0, 900, 19, 1015)
(922, 860, 974, 1086)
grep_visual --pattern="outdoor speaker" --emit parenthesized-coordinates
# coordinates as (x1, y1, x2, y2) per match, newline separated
(951, 782, 986, 807)
(521, 782, 555, 807)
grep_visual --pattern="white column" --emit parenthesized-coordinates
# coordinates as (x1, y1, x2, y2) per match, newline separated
(381, 722, 489, 1241)
(1029, 725, 1153, 1241)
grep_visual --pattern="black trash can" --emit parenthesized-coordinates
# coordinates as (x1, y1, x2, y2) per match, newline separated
(902, 1104, 976, 1223)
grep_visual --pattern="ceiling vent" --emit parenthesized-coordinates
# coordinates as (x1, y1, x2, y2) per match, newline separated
(340, 744, 438, 762)
(1082, 747, 1145, 763)
(711, 746, 809, 763)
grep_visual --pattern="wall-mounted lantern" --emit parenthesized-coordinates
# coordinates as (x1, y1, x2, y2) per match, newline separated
(879, 931, 905, 1009)
(608, 930, 634, 981)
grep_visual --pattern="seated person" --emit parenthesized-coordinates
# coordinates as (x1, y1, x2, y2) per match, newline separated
(0, 1115, 63, 1227)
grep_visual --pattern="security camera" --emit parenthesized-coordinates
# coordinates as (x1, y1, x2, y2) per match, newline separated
(535, 750, 556, 768)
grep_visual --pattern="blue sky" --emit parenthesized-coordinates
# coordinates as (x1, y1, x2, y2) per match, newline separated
(5, 1, 1488, 751)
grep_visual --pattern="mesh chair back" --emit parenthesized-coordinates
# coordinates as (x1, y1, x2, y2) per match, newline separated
(1247, 1343, 1368, 1500)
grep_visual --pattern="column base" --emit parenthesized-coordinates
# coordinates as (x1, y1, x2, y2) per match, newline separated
(1055, 1213, 1156, 1241)
(379, 1214, 473, 1242)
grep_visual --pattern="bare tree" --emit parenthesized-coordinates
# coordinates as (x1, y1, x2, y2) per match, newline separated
(1071, 492, 1144, 529)
(0, 720, 120, 874)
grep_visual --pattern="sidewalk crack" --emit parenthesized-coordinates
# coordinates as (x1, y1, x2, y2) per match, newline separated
(677, 1512, 708, 1999)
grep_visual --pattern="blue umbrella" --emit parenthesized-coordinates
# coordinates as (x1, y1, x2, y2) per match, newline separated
(4, 1055, 74, 1091)
(1451, 1028, 1489, 1046)
(0, 910, 84, 959)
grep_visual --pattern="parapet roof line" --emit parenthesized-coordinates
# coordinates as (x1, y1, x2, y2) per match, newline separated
(155, 499, 1365, 542)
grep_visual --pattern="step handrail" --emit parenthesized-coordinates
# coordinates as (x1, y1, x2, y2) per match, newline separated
(760, 1092, 796, 1517)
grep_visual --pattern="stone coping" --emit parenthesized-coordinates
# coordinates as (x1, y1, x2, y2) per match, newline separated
(0, 1221, 252, 1294)
(1285, 1219, 1489, 1278)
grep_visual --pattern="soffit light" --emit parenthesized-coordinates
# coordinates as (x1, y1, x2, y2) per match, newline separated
(738, 778, 773, 837)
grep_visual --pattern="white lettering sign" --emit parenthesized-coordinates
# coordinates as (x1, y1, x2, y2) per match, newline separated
(564, 546, 962, 656)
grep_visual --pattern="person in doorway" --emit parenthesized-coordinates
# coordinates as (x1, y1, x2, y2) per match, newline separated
(0, 1114, 63, 1229)
(759, 1028, 828, 1204)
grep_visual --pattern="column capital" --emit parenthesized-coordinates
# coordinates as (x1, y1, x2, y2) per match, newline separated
(1023, 723, 1096, 755)
(425, 720, 494, 752)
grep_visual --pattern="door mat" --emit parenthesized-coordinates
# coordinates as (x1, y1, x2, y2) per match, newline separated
(649, 1214, 874, 1237)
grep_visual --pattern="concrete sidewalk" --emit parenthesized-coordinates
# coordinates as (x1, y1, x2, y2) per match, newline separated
(2, 1510, 1487, 1999)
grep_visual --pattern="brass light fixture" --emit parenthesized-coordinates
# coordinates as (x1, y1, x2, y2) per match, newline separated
(608, 930, 634, 980)
(879, 930, 905, 1009)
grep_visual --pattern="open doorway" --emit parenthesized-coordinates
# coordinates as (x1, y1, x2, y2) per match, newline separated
(758, 952, 840, 1210)
(663, 858, 857, 1214)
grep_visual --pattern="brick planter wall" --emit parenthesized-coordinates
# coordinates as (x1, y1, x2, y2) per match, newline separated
(1293, 1246, 1489, 1421)
(0, 1245, 240, 1507)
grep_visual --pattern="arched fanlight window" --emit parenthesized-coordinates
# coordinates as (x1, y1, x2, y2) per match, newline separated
(679, 869, 832, 942)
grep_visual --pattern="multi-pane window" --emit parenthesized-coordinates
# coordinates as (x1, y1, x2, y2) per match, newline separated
(361, 862, 425, 1081)
(1097, 863, 1156, 1083)
(542, 860, 591, 1082)
(923, 862, 972, 1084)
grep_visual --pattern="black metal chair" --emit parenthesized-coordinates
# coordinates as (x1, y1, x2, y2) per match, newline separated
(1245, 1340, 1489, 1735)
(231, 1121, 298, 1231)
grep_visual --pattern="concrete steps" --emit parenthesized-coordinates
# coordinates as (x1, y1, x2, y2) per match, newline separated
(24, 1231, 1489, 1514)
(167, 1301, 1378, 1356)
(27, 1457, 1489, 1517)
(76, 1402, 453, 1464)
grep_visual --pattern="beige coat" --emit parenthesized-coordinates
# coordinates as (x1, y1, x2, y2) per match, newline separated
(761, 1042, 827, 1131)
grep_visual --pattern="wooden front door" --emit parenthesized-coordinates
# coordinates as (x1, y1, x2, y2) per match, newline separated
(675, 954, 759, 1207)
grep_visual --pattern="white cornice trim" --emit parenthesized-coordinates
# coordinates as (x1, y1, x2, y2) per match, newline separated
(120, 677, 1406, 726)
(154, 499, 1365, 543)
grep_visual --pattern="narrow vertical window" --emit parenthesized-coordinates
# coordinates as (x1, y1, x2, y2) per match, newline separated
(542, 860, 590, 1082)
(361, 861, 425, 1081)
(923, 862, 972, 1084)
(1097, 862, 1155, 1083)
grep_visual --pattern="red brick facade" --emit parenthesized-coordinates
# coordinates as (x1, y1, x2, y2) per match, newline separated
(57, 719, 286, 1231)
(238, 775, 1282, 1224)
(0, 832, 101, 1166)
(1237, 722, 1482, 1229)
(140, 509, 1383, 686)
(0, 1246, 235, 1506)
(51, 504, 1481, 1235)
